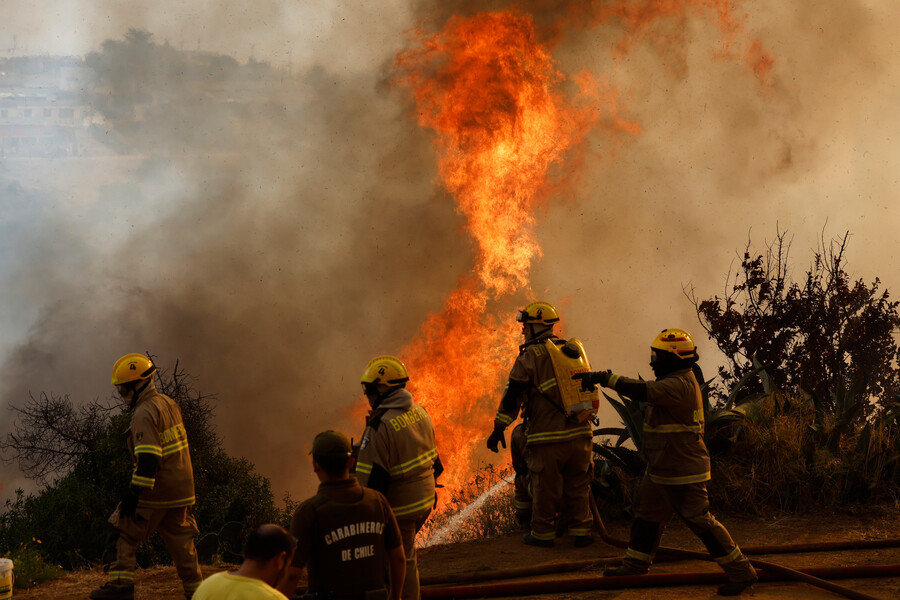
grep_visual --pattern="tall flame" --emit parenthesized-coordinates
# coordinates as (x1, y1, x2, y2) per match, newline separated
(394, 11, 599, 493)
(364, 3, 773, 502)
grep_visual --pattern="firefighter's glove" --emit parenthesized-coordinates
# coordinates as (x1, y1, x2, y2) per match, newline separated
(572, 370, 611, 392)
(486, 426, 506, 453)
(119, 486, 142, 519)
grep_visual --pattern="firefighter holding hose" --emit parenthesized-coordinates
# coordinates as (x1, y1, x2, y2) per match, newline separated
(573, 328, 758, 596)
(487, 301, 595, 548)
(91, 354, 203, 600)
(354, 355, 443, 600)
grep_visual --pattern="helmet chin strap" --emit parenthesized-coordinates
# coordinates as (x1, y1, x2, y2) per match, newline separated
(365, 383, 393, 410)
(125, 378, 152, 409)
(651, 350, 692, 380)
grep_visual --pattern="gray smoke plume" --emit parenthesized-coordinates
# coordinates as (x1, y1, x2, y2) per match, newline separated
(1, 1, 898, 502)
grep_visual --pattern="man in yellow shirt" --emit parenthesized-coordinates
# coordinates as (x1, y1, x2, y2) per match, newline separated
(193, 524, 295, 600)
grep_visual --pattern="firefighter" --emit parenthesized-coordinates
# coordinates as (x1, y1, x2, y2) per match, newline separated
(487, 301, 594, 548)
(90, 354, 202, 600)
(279, 430, 405, 600)
(573, 328, 758, 596)
(354, 356, 442, 600)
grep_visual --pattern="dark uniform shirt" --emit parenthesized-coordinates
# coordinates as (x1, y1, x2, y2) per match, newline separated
(610, 367, 710, 485)
(494, 334, 592, 445)
(291, 477, 402, 596)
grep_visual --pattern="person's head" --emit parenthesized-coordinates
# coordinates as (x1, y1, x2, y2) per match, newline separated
(516, 300, 559, 342)
(649, 328, 698, 380)
(360, 355, 409, 409)
(111, 353, 157, 408)
(241, 524, 296, 587)
(311, 430, 353, 480)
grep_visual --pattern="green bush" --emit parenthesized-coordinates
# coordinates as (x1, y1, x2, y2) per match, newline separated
(0, 361, 292, 571)
(2, 539, 64, 590)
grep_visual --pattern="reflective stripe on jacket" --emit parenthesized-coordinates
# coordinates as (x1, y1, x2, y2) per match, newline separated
(127, 381, 195, 507)
(614, 368, 710, 485)
(494, 335, 592, 445)
(356, 388, 438, 518)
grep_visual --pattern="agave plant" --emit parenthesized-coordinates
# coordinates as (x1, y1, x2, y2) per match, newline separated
(592, 382, 646, 477)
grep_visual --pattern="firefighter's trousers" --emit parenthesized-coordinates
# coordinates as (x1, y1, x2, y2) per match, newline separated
(624, 475, 756, 582)
(510, 424, 532, 524)
(106, 504, 203, 596)
(525, 436, 593, 541)
(397, 509, 431, 600)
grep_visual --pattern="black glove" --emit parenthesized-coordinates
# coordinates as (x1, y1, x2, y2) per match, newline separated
(119, 486, 141, 519)
(486, 426, 506, 453)
(572, 370, 611, 392)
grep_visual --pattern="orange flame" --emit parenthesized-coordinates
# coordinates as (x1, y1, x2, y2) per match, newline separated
(393, 11, 600, 494)
(360, 3, 774, 504)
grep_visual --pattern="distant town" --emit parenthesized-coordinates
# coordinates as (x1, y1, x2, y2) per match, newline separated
(0, 30, 285, 158)
(0, 55, 94, 157)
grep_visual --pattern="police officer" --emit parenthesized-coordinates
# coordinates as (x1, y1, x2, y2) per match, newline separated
(280, 430, 406, 600)
(487, 301, 594, 548)
(574, 328, 758, 596)
(90, 354, 203, 600)
(354, 356, 442, 600)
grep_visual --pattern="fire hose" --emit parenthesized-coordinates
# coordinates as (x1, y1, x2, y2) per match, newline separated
(586, 495, 892, 600)
(418, 496, 900, 600)
(420, 564, 900, 599)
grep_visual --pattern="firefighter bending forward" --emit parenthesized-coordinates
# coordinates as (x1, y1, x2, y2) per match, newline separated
(354, 356, 442, 600)
(487, 301, 594, 548)
(91, 354, 202, 600)
(574, 329, 758, 597)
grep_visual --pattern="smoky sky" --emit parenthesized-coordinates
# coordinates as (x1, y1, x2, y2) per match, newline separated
(1, 0, 898, 501)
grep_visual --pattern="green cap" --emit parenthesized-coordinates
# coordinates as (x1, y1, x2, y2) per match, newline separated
(311, 430, 352, 457)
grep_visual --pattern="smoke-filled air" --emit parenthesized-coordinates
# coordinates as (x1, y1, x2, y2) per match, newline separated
(1, 0, 898, 503)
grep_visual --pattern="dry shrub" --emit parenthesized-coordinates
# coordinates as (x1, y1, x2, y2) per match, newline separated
(710, 395, 900, 515)
(418, 466, 518, 545)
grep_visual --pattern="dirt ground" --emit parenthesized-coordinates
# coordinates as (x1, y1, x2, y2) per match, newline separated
(13, 505, 900, 600)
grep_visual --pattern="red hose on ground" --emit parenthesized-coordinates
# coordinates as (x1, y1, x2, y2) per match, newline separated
(420, 563, 900, 599)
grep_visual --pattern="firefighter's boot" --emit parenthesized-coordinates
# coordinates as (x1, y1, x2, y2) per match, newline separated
(89, 581, 135, 600)
(605, 518, 661, 576)
(603, 559, 650, 577)
(717, 576, 757, 596)
(522, 532, 554, 548)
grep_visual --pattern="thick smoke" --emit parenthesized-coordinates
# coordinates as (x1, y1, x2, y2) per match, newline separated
(2, 0, 899, 502)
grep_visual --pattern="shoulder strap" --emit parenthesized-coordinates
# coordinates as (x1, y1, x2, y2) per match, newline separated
(528, 339, 569, 417)
(366, 408, 389, 431)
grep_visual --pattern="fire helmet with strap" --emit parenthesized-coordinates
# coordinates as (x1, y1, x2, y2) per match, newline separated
(516, 301, 560, 326)
(111, 353, 157, 385)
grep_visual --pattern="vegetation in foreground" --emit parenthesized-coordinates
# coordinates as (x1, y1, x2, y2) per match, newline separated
(0, 361, 295, 588)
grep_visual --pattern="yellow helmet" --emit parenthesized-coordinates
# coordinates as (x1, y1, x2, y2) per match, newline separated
(650, 328, 697, 360)
(516, 301, 560, 326)
(111, 353, 157, 385)
(360, 355, 409, 387)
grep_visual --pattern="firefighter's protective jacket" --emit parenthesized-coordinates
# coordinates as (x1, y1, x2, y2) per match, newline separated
(355, 388, 438, 519)
(127, 381, 196, 508)
(610, 367, 710, 485)
(494, 334, 592, 445)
